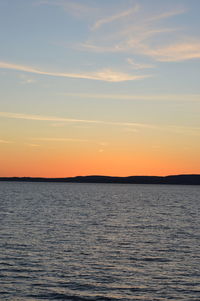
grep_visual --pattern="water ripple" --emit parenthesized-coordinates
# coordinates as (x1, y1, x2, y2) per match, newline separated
(0, 182, 200, 300)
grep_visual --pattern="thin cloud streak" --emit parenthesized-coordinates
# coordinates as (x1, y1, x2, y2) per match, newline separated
(0, 61, 149, 82)
(148, 8, 186, 22)
(141, 41, 200, 62)
(33, 137, 89, 142)
(127, 58, 155, 70)
(0, 112, 199, 136)
(25, 143, 40, 147)
(167, 125, 200, 136)
(63, 93, 200, 102)
(0, 139, 13, 144)
(30, 138, 109, 146)
(79, 27, 178, 54)
(91, 4, 140, 30)
(0, 111, 157, 129)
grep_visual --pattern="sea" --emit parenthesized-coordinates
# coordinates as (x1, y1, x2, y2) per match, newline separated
(0, 182, 200, 301)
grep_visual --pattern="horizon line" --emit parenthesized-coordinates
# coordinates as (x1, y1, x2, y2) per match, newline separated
(0, 174, 199, 179)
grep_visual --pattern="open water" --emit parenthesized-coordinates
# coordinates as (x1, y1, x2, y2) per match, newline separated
(0, 182, 200, 300)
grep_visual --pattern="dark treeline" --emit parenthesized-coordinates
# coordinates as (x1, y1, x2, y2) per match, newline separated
(0, 175, 200, 185)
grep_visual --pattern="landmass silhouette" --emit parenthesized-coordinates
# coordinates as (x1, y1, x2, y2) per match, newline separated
(0, 175, 200, 185)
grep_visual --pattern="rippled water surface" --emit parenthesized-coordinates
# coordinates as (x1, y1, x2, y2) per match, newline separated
(0, 182, 200, 300)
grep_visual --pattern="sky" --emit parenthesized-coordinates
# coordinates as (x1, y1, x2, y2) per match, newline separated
(0, 0, 200, 177)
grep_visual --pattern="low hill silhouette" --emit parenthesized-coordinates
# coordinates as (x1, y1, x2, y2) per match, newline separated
(0, 174, 200, 185)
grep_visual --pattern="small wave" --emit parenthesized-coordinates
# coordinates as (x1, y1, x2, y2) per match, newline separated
(129, 256, 171, 263)
(27, 292, 117, 301)
(142, 257, 171, 262)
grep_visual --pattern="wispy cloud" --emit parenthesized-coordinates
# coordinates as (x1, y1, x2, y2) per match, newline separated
(30, 138, 109, 147)
(78, 43, 122, 53)
(141, 40, 200, 62)
(79, 4, 200, 64)
(0, 111, 157, 129)
(32, 137, 89, 142)
(80, 27, 178, 54)
(91, 4, 140, 30)
(19, 74, 36, 84)
(166, 125, 200, 136)
(123, 128, 139, 133)
(127, 58, 155, 70)
(0, 61, 149, 82)
(0, 111, 98, 124)
(148, 8, 186, 22)
(62, 93, 200, 102)
(0, 139, 13, 144)
(0, 111, 199, 136)
(25, 143, 40, 147)
(37, 3, 197, 64)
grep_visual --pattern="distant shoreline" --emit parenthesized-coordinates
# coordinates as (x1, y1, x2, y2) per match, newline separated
(0, 175, 200, 185)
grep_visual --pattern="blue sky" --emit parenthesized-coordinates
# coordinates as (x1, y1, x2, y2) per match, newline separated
(0, 0, 200, 176)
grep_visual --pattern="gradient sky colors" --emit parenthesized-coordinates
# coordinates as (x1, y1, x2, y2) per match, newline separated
(0, 0, 200, 177)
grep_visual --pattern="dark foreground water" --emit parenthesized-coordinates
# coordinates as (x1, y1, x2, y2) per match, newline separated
(0, 182, 200, 301)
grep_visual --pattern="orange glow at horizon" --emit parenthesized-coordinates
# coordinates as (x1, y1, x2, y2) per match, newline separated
(0, 141, 199, 178)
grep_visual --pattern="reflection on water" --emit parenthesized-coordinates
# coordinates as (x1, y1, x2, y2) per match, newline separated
(0, 182, 200, 300)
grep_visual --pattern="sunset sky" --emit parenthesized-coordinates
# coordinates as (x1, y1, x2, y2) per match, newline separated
(0, 0, 200, 177)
